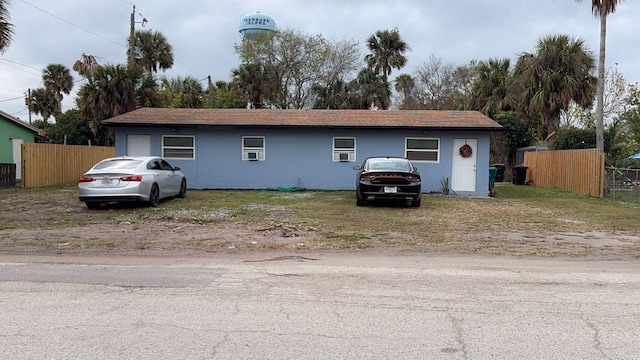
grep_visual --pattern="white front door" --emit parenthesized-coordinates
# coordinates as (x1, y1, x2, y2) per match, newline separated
(127, 135, 151, 156)
(12, 138, 23, 180)
(451, 138, 477, 192)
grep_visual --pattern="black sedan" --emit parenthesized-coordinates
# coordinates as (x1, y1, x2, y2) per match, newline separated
(353, 156, 422, 207)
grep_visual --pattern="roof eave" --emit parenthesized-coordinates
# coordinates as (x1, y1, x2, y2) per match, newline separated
(102, 122, 503, 131)
(0, 109, 44, 135)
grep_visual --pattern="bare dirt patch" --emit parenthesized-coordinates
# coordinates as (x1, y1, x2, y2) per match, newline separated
(1, 187, 639, 260)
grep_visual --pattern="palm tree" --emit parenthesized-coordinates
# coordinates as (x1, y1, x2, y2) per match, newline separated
(0, 0, 13, 53)
(137, 72, 162, 108)
(28, 87, 57, 122)
(42, 64, 74, 114)
(394, 73, 415, 109)
(131, 29, 174, 73)
(351, 67, 391, 110)
(160, 75, 204, 108)
(472, 58, 511, 118)
(77, 64, 144, 144)
(232, 63, 271, 108)
(312, 79, 352, 109)
(365, 28, 410, 83)
(509, 35, 597, 148)
(576, 0, 625, 152)
(72, 53, 101, 78)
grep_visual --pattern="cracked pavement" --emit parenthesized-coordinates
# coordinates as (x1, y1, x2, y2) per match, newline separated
(0, 252, 639, 359)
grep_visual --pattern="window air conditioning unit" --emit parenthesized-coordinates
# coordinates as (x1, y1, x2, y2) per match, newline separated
(339, 153, 350, 162)
(248, 152, 258, 161)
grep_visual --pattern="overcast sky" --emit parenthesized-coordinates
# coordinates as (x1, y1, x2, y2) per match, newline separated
(1, 0, 638, 121)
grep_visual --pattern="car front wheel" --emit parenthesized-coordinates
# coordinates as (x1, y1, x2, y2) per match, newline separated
(177, 178, 187, 198)
(148, 184, 160, 207)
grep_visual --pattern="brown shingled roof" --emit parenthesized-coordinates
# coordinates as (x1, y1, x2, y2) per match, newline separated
(103, 108, 502, 130)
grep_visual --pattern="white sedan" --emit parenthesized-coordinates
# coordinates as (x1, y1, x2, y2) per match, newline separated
(78, 156, 187, 209)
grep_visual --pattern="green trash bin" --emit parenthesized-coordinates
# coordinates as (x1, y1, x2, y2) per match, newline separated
(489, 166, 497, 194)
(492, 163, 505, 182)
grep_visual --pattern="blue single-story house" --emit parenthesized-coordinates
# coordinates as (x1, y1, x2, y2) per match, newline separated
(103, 108, 502, 196)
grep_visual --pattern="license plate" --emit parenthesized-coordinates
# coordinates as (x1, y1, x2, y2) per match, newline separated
(384, 186, 397, 193)
(101, 179, 113, 185)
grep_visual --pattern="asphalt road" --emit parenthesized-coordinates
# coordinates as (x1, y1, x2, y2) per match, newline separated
(0, 253, 639, 359)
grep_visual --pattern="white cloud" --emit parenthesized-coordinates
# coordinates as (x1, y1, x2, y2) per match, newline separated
(1, 0, 638, 119)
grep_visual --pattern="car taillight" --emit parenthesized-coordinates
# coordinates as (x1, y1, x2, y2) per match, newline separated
(407, 175, 421, 182)
(120, 175, 143, 181)
(360, 174, 376, 181)
(78, 176, 94, 183)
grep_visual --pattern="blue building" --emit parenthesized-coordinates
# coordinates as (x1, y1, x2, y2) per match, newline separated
(103, 108, 502, 196)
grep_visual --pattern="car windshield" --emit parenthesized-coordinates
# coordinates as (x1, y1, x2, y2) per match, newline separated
(367, 158, 411, 171)
(94, 159, 143, 170)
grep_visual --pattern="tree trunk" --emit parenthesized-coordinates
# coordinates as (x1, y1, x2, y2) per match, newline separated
(546, 114, 560, 150)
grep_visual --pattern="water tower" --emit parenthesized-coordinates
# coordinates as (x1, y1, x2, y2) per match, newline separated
(239, 11, 276, 40)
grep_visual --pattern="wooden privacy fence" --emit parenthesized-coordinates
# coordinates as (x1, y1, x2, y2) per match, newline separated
(22, 143, 115, 188)
(524, 148, 605, 197)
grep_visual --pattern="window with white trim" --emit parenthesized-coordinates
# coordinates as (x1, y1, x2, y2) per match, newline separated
(162, 135, 195, 159)
(405, 137, 439, 162)
(333, 137, 356, 162)
(242, 136, 265, 161)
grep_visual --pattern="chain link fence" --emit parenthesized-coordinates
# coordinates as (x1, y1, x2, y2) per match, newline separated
(606, 167, 640, 204)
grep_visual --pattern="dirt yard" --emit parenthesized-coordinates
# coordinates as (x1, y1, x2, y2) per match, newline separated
(1, 187, 639, 260)
(0, 188, 325, 257)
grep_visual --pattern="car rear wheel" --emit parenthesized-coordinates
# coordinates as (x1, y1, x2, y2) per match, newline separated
(148, 184, 160, 207)
(356, 196, 365, 206)
(411, 198, 421, 207)
(85, 202, 101, 210)
(177, 178, 187, 198)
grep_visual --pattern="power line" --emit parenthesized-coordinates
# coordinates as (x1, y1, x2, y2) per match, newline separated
(0, 58, 41, 77)
(19, 0, 126, 49)
(0, 58, 41, 71)
(0, 96, 24, 103)
(175, 58, 206, 79)
(11, 108, 28, 117)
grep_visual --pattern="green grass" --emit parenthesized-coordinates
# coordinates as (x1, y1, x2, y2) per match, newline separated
(496, 184, 640, 232)
(160, 185, 640, 245)
(1, 184, 640, 255)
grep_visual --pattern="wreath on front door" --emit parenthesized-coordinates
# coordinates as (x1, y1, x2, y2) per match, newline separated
(459, 144, 473, 158)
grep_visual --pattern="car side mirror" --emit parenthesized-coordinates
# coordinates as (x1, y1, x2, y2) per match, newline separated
(353, 166, 361, 171)
(173, 167, 180, 171)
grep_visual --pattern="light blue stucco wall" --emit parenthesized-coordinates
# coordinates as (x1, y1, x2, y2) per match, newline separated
(114, 127, 492, 196)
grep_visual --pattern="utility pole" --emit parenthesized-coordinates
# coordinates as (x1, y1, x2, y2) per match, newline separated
(127, 5, 147, 66)
(24, 88, 31, 124)
(128, 5, 136, 66)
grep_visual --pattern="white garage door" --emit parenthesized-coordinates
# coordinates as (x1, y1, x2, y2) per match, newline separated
(127, 135, 151, 156)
